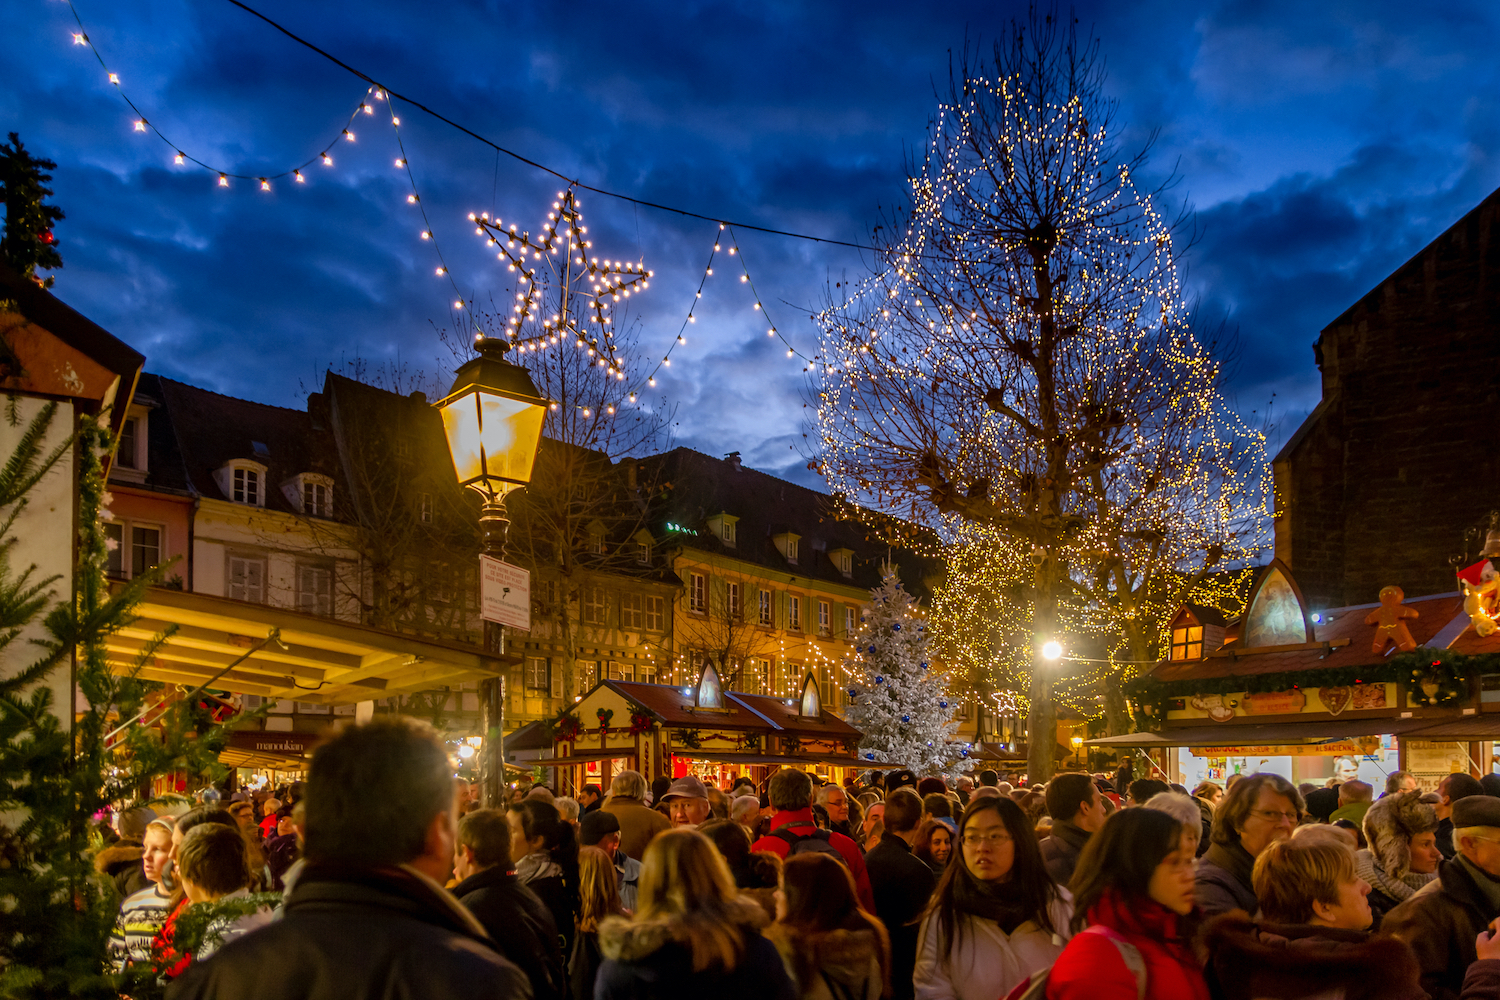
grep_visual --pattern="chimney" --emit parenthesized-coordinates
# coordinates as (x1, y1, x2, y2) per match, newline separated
(725, 451, 742, 470)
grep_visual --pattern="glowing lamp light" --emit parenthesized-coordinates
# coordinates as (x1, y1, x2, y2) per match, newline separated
(1041, 640, 1063, 661)
(457, 744, 475, 759)
(436, 337, 549, 501)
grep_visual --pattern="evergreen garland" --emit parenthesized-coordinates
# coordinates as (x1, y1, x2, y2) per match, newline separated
(0, 135, 65, 288)
(0, 400, 237, 998)
(1125, 647, 1500, 732)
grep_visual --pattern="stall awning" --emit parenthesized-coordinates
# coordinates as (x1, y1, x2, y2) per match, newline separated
(1404, 716, 1500, 739)
(108, 585, 518, 706)
(540, 750, 638, 767)
(1085, 717, 1434, 748)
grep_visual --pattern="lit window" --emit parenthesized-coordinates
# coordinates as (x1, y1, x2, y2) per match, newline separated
(759, 589, 772, 626)
(645, 595, 665, 631)
(690, 573, 706, 614)
(1170, 625, 1204, 661)
(728, 582, 742, 619)
(526, 657, 550, 691)
(233, 467, 260, 505)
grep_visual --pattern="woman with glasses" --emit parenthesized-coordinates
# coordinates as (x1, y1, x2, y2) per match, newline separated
(1196, 773, 1303, 917)
(912, 796, 1071, 1000)
(1041, 808, 1207, 1000)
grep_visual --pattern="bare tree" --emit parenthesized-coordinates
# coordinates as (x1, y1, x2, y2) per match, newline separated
(811, 14, 1267, 779)
(672, 570, 778, 694)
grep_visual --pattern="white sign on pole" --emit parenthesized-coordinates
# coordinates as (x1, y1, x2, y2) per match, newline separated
(480, 555, 531, 631)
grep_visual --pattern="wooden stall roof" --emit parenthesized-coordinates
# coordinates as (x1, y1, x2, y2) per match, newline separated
(727, 691, 862, 739)
(109, 585, 517, 706)
(1085, 716, 1436, 748)
(1148, 592, 1466, 684)
(591, 680, 775, 732)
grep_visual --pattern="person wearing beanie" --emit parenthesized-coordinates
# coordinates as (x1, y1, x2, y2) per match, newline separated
(1480, 774, 1500, 799)
(1384, 794, 1500, 1000)
(1356, 791, 1441, 929)
(1435, 774, 1485, 860)
(1303, 786, 1341, 825)
(579, 809, 641, 912)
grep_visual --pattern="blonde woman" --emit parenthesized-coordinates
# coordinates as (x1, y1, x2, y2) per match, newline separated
(597, 828, 795, 1000)
(571, 846, 628, 1000)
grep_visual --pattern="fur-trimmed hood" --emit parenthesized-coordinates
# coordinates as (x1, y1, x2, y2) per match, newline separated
(766, 925, 882, 983)
(1363, 791, 1438, 879)
(598, 894, 769, 963)
(94, 842, 143, 875)
(1204, 914, 1424, 1000)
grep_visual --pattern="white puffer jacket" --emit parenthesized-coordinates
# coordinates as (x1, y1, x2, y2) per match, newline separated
(911, 891, 1073, 1000)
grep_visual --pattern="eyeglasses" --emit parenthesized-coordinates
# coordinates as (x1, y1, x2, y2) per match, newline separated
(962, 831, 1013, 848)
(1248, 808, 1300, 825)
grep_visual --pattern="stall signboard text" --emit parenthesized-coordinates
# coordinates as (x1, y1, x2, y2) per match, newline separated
(480, 556, 531, 631)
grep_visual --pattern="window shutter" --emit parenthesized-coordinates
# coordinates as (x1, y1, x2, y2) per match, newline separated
(549, 658, 563, 699)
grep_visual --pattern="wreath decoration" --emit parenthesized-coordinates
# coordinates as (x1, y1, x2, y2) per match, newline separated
(738, 733, 762, 752)
(627, 708, 654, 736)
(551, 713, 582, 743)
(678, 728, 703, 751)
(781, 735, 803, 755)
(1409, 658, 1467, 706)
(596, 707, 615, 735)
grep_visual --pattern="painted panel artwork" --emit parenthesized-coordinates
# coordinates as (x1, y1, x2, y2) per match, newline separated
(1244, 567, 1309, 647)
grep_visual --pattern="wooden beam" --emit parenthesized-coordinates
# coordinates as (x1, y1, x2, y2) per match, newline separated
(107, 635, 328, 683)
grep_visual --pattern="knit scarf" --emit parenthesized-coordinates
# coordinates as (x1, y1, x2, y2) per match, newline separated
(1354, 849, 1435, 903)
(515, 851, 563, 885)
(1457, 854, 1500, 913)
(953, 873, 1049, 935)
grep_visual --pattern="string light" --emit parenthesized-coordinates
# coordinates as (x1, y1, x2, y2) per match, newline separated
(61, 0, 377, 188)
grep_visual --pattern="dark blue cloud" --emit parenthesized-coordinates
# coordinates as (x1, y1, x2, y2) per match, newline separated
(4, 0, 1499, 488)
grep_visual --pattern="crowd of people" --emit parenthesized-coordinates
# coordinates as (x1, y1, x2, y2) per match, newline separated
(94, 719, 1500, 999)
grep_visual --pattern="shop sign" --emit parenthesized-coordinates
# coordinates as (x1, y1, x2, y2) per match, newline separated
(1188, 737, 1381, 757)
(480, 556, 530, 631)
(1241, 690, 1307, 715)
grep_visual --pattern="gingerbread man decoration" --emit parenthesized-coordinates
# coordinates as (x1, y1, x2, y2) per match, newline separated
(1366, 585, 1419, 654)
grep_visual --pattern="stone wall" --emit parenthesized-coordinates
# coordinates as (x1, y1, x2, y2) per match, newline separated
(1275, 187, 1500, 609)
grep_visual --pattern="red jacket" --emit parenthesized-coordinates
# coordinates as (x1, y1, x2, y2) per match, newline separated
(750, 808, 875, 913)
(1045, 891, 1209, 1000)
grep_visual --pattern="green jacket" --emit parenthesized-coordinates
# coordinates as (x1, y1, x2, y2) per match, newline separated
(1329, 801, 1372, 826)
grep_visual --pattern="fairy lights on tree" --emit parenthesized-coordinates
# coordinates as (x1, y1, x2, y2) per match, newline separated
(811, 14, 1268, 779)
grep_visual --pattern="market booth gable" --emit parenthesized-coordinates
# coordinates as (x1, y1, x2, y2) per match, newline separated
(1091, 559, 1500, 789)
(550, 663, 864, 790)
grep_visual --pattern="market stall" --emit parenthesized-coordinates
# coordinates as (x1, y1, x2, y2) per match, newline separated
(1089, 560, 1500, 789)
(549, 663, 864, 793)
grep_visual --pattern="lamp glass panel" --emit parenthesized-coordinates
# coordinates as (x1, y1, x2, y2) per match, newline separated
(439, 392, 486, 486)
(478, 392, 546, 485)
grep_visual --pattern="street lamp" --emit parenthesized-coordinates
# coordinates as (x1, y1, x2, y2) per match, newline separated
(437, 335, 549, 807)
(1041, 640, 1063, 661)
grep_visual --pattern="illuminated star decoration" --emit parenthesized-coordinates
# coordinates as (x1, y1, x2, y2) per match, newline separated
(471, 187, 651, 381)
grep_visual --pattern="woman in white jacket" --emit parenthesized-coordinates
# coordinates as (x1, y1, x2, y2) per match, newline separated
(913, 795, 1072, 1000)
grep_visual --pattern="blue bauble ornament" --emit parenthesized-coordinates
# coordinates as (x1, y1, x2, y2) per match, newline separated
(961, 749, 969, 758)
(865, 752, 875, 761)
(901, 714, 910, 723)
(847, 687, 859, 698)
(939, 701, 948, 709)
(875, 676, 885, 685)
(868, 645, 877, 654)
(892, 623, 902, 632)
(920, 661, 929, 671)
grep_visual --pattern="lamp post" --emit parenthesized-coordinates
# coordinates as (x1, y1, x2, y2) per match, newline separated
(437, 336, 550, 808)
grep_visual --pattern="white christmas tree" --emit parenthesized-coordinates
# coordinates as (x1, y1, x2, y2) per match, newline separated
(843, 566, 964, 776)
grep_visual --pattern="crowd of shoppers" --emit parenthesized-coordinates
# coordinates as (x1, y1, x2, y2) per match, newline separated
(93, 722, 1500, 1000)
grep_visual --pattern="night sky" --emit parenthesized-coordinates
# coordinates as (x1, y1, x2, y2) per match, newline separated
(6, 1, 1499, 487)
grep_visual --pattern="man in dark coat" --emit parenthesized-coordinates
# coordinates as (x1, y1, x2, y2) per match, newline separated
(863, 788, 935, 1000)
(1434, 773, 1485, 860)
(454, 808, 567, 1000)
(167, 716, 531, 1000)
(1384, 795, 1500, 1000)
(1039, 773, 1106, 887)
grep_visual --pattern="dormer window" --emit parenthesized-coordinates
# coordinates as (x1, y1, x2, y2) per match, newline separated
(831, 547, 854, 578)
(1170, 624, 1203, 661)
(773, 532, 802, 565)
(281, 473, 335, 517)
(1166, 604, 1228, 661)
(111, 402, 153, 484)
(632, 528, 655, 565)
(707, 513, 739, 548)
(216, 460, 269, 507)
